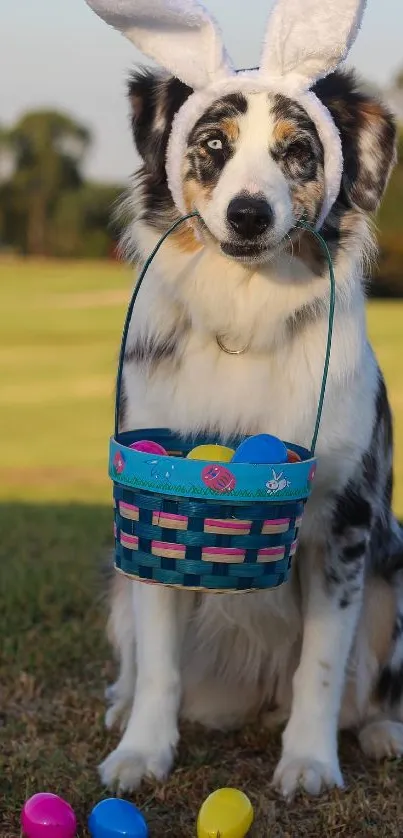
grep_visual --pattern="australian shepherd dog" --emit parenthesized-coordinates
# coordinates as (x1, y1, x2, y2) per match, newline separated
(101, 67, 402, 798)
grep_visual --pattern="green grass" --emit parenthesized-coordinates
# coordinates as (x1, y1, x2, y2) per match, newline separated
(1, 260, 403, 837)
(0, 258, 402, 510)
(0, 259, 132, 502)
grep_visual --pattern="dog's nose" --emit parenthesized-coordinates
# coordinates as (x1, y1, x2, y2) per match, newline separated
(227, 196, 273, 239)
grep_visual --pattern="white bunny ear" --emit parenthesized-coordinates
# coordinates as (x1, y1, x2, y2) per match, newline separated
(260, 0, 367, 88)
(85, 0, 232, 90)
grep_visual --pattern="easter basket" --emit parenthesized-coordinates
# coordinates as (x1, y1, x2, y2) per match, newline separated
(110, 215, 335, 593)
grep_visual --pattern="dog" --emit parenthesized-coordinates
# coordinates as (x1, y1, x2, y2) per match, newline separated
(101, 67, 402, 798)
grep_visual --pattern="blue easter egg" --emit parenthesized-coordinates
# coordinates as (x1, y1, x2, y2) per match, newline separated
(88, 799, 148, 838)
(232, 434, 287, 464)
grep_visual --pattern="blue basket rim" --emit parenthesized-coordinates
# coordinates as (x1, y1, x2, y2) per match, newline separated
(109, 429, 317, 503)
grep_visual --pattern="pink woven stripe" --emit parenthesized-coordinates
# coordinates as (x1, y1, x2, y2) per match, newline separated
(119, 501, 139, 519)
(262, 519, 290, 534)
(151, 540, 186, 559)
(152, 540, 184, 554)
(153, 511, 188, 529)
(120, 533, 139, 549)
(263, 518, 289, 526)
(204, 518, 251, 531)
(257, 546, 285, 562)
(159, 511, 187, 523)
(202, 546, 246, 563)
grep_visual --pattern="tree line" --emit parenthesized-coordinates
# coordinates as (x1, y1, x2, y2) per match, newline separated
(0, 110, 121, 259)
(0, 105, 402, 296)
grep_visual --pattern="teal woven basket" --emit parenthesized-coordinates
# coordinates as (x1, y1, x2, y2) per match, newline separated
(109, 215, 335, 593)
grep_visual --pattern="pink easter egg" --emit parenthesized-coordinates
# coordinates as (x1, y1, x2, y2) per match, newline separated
(202, 464, 236, 494)
(130, 440, 168, 455)
(21, 793, 77, 838)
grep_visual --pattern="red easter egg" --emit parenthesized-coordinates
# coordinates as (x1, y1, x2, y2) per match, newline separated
(287, 449, 301, 463)
(202, 464, 236, 494)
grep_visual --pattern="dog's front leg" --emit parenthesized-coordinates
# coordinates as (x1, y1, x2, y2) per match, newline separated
(99, 582, 194, 791)
(273, 538, 365, 798)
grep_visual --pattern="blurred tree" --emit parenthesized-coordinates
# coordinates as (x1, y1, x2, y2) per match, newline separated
(6, 110, 90, 255)
(0, 124, 13, 246)
(49, 182, 122, 258)
(374, 124, 403, 297)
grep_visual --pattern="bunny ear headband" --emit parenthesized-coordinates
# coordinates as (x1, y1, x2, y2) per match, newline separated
(85, 0, 367, 229)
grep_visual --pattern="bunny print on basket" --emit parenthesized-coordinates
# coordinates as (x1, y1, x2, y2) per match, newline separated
(266, 469, 291, 496)
(146, 459, 176, 482)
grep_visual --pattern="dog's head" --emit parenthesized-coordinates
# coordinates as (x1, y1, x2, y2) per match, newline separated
(129, 69, 396, 266)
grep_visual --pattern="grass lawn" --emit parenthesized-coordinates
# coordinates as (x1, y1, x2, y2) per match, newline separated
(1, 259, 403, 837)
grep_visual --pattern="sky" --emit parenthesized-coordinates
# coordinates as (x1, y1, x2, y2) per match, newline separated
(1, 0, 402, 182)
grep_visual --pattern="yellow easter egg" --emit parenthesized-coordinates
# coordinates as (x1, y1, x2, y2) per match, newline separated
(197, 788, 254, 838)
(187, 445, 235, 462)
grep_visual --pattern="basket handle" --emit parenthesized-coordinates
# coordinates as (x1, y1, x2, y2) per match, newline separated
(114, 213, 335, 456)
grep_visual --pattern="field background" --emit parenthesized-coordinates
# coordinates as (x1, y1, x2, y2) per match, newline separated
(1, 259, 402, 511)
(1, 260, 403, 836)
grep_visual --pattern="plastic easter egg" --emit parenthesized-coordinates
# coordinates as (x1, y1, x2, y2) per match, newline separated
(232, 434, 287, 464)
(129, 440, 167, 456)
(88, 798, 148, 838)
(187, 444, 235, 462)
(201, 464, 236, 494)
(287, 448, 302, 463)
(21, 793, 77, 838)
(197, 788, 254, 838)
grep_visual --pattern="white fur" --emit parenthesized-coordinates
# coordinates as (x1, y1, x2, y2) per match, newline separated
(100, 584, 195, 788)
(190, 93, 294, 246)
(85, 0, 367, 225)
(165, 74, 344, 230)
(85, 0, 231, 90)
(261, 0, 367, 86)
(102, 187, 382, 795)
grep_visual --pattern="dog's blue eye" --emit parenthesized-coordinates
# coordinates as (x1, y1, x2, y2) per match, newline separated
(207, 138, 223, 151)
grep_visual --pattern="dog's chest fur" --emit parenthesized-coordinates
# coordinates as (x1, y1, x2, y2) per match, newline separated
(117, 240, 380, 695)
(123, 239, 378, 513)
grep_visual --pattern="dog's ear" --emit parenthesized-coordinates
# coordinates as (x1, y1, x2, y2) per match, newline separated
(314, 71, 397, 212)
(128, 69, 192, 179)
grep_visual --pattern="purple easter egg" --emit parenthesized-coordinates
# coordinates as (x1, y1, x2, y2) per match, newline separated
(21, 793, 76, 838)
(129, 440, 167, 455)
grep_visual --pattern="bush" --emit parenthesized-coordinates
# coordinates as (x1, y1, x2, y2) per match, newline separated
(372, 132, 403, 297)
(48, 182, 122, 258)
(372, 232, 403, 297)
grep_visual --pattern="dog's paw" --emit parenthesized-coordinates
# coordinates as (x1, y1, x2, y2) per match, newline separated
(359, 720, 403, 760)
(99, 742, 175, 792)
(272, 754, 344, 799)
